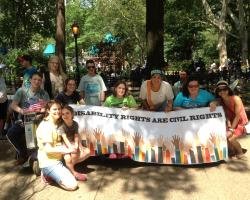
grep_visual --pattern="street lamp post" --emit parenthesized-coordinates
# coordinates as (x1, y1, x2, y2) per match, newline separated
(71, 22, 80, 84)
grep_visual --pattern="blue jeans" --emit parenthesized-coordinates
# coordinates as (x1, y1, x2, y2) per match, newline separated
(42, 161, 78, 190)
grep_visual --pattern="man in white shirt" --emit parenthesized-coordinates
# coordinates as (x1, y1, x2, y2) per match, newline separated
(139, 69, 174, 112)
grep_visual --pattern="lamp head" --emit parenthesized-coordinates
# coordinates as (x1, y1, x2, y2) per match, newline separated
(71, 22, 79, 36)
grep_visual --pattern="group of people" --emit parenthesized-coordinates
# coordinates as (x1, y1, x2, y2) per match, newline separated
(0, 55, 248, 191)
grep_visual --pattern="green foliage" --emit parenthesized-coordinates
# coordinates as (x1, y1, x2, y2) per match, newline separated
(0, 0, 55, 48)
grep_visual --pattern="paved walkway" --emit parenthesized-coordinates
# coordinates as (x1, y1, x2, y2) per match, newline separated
(0, 135, 249, 200)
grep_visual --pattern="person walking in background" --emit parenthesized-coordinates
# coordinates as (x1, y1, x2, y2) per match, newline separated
(139, 69, 174, 112)
(104, 80, 138, 108)
(43, 56, 67, 98)
(172, 69, 189, 97)
(37, 100, 78, 191)
(18, 54, 37, 89)
(215, 80, 248, 159)
(55, 78, 84, 106)
(78, 59, 107, 106)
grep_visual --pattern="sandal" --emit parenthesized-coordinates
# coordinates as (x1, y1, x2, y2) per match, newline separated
(75, 173, 87, 181)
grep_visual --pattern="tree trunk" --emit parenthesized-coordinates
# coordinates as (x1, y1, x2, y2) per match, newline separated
(238, 0, 249, 67)
(56, 0, 66, 72)
(202, 0, 229, 67)
(218, 28, 227, 67)
(146, 0, 164, 78)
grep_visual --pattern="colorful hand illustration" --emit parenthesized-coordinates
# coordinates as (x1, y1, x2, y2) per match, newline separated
(133, 132, 142, 146)
(93, 128, 104, 142)
(171, 135, 181, 150)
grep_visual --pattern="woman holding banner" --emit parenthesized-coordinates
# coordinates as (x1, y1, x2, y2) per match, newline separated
(139, 69, 174, 112)
(104, 80, 138, 108)
(173, 75, 216, 110)
(215, 80, 248, 159)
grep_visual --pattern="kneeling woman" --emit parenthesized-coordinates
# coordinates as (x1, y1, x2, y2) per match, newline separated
(215, 80, 248, 158)
(36, 100, 78, 191)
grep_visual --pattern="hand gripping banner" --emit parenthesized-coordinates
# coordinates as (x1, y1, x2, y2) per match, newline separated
(72, 105, 228, 165)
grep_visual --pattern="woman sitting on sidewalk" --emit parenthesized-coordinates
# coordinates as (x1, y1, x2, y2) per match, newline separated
(58, 105, 90, 181)
(215, 80, 248, 158)
(36, 100, 78, 191)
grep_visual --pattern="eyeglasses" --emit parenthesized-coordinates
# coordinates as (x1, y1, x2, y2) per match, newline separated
(188, 84, 199, 88)
(217, 87, 228, 92)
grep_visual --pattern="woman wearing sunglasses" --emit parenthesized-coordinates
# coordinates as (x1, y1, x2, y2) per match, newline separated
(173, 75, 216, 110)
(215, 80, 248, 158)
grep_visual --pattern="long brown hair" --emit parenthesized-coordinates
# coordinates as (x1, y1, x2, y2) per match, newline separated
(44, 100, 62, 125)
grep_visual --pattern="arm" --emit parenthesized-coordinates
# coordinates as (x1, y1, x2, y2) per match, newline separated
(43, 142, 73, 154)
(165, 99, 173, 112)
(10, 100, 24, 115)
(74, 133, 79, 149)
(80, 91, 85, 100)
(61, 134, 74, 149)
(230, 96, 244, 130)
(100, 91, 105, 102)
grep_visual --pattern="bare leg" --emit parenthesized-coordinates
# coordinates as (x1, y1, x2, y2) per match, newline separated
(64, 153, 78, 176)
(71, 147, 90, 166)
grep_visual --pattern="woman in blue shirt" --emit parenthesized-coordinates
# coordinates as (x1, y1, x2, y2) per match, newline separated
(173, 75, 216, 110)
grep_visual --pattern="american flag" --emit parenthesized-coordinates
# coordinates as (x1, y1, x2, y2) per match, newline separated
(23, 99, 47, 113)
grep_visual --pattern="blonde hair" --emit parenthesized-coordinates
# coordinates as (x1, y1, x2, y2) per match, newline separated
(48, 56, 67, 79)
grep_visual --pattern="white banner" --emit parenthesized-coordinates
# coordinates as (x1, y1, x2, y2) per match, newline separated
(72, 105, 228, 165)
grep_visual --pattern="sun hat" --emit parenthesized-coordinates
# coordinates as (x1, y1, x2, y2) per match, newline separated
(215, 80, 230, 94)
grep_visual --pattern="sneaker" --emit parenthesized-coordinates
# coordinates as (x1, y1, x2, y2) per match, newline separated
(74, 173, 87, 181)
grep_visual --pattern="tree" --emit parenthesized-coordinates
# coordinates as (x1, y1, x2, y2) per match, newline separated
(227, 0, 249, 67)
(56, 0, 66, 71)
(202, 0, 229, 67)
(0, 0, 55, 49)
(146, 0, 164, 73)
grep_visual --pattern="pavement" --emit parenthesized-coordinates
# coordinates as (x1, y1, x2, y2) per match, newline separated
(0, 135, 249, 200)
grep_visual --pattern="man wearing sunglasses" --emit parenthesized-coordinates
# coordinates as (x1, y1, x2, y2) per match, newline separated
(78, 60, 107, 106)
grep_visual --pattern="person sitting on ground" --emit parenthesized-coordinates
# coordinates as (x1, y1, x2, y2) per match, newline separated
(173, 75, 216, 110)
(55, 78, 84, 106)
(43, 56, 67, 98)
(139, 69, 174, 112)
(104, 80, 138, 109)
(172, 69, 189, 97)
(6, 72, 50, 165)
(215, 80, 248, 159)
(37, 100, 78, 191)
(58, 105, 90, 181)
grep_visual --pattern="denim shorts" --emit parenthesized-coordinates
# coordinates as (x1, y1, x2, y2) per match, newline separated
(42, 161, 77, 189)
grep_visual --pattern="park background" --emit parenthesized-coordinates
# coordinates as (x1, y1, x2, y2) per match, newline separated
(0, 0, 249, 91)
